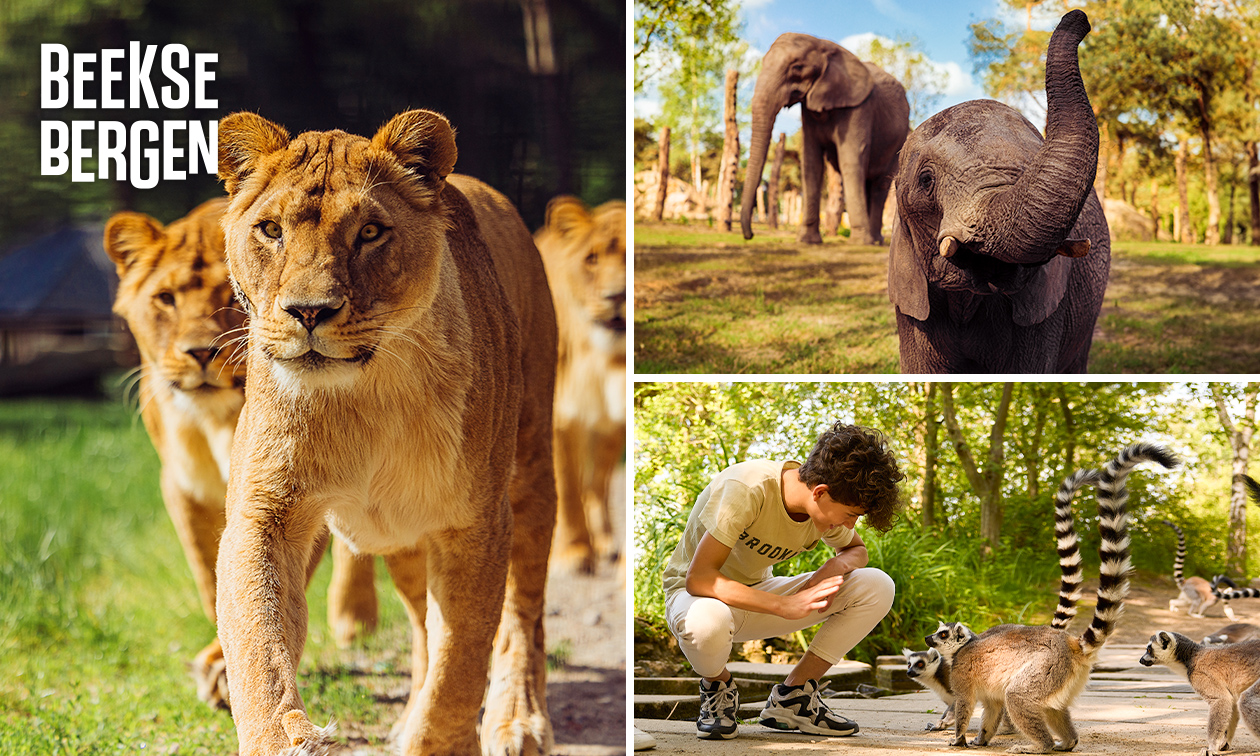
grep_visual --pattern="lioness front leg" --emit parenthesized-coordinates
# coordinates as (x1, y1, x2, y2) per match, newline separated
(393, 517, 512, 755)
(327, 538, 378, 648)
(217, 504, 330, 756)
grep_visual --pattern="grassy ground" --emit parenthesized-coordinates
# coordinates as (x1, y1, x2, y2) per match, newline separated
(0, 396, 411, 755)
(633, 221, 1260, 374)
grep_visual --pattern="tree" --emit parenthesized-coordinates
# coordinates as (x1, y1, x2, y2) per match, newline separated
(715, 68, 739, 231)
(940, 382, 1015, 552)
(653, 126, 670, 221)
(1211, 383, 1260, 575)
(634, 0, 740, 91)
(856, 35, 951, 127)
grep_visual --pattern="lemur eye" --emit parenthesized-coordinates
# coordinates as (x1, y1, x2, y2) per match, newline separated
(156, 291, 175, 306)
(260, 220, 282, 239)
(359, 223, 384, 242)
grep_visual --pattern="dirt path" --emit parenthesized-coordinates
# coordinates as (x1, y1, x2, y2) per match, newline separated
(636, 572, 1260, 755)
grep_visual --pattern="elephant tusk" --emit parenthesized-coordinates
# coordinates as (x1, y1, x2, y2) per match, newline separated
(939, 237, 959, 257)
(1056, 238, 1091, 258)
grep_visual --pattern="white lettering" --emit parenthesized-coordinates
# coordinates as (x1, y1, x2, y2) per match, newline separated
(41, 44, 68, 108)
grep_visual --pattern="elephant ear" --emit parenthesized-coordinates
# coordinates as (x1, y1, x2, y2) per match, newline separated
(806, 45, 874, 110)
(1010, 254, 1072, 326)
(888, 213, 929, 321)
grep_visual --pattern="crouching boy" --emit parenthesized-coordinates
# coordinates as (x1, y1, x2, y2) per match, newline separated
(662, 422, 904, 739)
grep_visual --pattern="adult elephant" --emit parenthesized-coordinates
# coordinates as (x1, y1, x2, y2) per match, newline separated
(888, 10, 1108, 373)
(741, 33, 910, 245)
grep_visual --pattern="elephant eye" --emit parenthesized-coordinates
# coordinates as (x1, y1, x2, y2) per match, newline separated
(918, 171, 934, 192)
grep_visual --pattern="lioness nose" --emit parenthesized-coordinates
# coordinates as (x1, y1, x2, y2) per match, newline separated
(187, 347, 219, 368)
(284, 300, 344, 333)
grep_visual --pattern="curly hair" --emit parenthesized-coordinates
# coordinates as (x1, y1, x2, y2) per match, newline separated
(797, 422, 906, 532)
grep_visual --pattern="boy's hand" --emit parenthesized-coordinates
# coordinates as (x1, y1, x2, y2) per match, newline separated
(778, 575, 844, 620)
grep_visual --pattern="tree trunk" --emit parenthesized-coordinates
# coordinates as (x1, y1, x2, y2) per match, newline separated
(1150, 178, 1161, 240)
(1202, 122, 1220, 246)
(823, 162, 843, 237)
(716, 69, 739, 232)
(922, 382, 939, 529)
(653, 126, 670, 222)
(940, 382, 1013, 553)
(1225, 179, 1236, 245)
(520, 0, 571, 193)
(1177, 134, 1194, 244)
(1214, 384, 1260, 576)
(767, 133, 786, 229)
(1057, 384, 1077, 471)
(1248, 141, 1259, 246)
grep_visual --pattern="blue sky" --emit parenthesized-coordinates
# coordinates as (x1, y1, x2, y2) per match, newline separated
(636, 0, 1066, 132)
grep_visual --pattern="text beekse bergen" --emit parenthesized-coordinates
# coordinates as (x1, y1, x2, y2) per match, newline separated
(40, 43, 218, 189)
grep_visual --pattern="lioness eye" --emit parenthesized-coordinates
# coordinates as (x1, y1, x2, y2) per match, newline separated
(359, 223, 383, 242)
(260, 220, 282, 239)
(156, 291, 175, 306)
(584, 252, 598, 266)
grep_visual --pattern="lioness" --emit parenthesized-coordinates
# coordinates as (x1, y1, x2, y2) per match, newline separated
(214, 110, 557, 756)
(534, 197, 626, 574)
(104, 199, 379, 710)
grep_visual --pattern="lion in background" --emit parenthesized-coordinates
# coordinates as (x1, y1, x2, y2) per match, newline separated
(535, 197, 626, 574)
(213, 109, 557, 756)
(104, 199, 378, 710)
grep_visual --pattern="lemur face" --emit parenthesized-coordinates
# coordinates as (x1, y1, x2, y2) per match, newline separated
(904, 648, 942, 679)
(1140, 631, 1177, 667)
(925, 622, 974, 657)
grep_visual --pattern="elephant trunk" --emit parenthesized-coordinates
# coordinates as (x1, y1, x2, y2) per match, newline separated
(972, 10, 1098, 265)
(740, 79, 785, 240)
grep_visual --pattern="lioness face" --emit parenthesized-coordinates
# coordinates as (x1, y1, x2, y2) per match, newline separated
(581, 203, 627, 336)
(106, 198, 246, 397)
(217, 114, 456, 393)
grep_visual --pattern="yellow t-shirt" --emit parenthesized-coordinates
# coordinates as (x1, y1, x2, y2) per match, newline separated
(661, 459, 855, 599)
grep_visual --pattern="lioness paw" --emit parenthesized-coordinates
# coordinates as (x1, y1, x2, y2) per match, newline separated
(279, 710, 339, 756)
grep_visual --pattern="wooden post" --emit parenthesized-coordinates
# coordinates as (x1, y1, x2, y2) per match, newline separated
(823, 162, 843, 237)
(653, 126, 670, 222)
(716, 69, 739, 232)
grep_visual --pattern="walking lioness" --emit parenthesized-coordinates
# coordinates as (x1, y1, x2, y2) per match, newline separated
(214, 110, 557, 756)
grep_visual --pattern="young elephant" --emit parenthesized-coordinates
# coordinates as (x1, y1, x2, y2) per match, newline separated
(887, 9, 1109, 373)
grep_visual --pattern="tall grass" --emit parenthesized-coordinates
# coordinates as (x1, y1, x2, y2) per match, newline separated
(0, 397, 408, 753)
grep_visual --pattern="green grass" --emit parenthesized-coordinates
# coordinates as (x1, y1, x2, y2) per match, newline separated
(0, 397, 412, 754)
(633, 221, 1260, 374)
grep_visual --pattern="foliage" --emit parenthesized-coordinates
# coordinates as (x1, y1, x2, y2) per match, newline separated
(633, 381, 1257, 663)
(634, 0, 742, 91)
(851, 34, 950, 127)
(0, 0, 624, 241)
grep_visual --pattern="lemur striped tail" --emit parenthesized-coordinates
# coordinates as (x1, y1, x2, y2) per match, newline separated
(1160, 520, 1187, 588)
(1218, 587, 1260, 600)
(1051, 469, 1100, 630)
(1081, 443, 1180, 654)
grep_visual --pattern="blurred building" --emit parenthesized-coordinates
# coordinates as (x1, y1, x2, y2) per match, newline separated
(0, 226, 133, 396)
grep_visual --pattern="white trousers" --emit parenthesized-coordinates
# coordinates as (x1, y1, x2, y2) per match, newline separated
(664, 567, 895, 679)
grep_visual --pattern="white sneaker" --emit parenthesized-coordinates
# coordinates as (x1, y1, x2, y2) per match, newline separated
(633, 726, 657, 751)
(759, 679, 858, 736)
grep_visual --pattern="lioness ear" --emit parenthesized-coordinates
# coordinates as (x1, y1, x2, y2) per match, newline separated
(104, 211, 165, 273)
(217, 112, 291, 195)
(371, 110, 458, 183)
(544, 196, 592, 239)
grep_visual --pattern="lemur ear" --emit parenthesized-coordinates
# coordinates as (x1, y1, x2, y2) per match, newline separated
(1158, 631, 1173, 648)
(927, 648, 940, 661)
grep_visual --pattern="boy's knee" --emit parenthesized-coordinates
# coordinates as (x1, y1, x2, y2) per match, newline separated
(678, 597, 735, 647)
(846, 567, 895, 612)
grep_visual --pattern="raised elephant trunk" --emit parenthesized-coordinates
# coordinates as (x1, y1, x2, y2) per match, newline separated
(968, 10, 1098, 265)
(740, 77, 786, 240)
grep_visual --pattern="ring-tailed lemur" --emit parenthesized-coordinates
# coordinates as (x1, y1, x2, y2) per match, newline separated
(1205, 476, 1260, 609)
(1203, 622, 1260, 645)
(905, 469, 1099, 733)
(925, 443, 1178, 753)
(1164, 519, 1236, 619)
(1141, 630, 1260, 755)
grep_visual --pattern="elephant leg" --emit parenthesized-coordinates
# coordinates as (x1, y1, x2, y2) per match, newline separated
(798, 125, 825, 244)
(840, 155, 873, 245)
(866, 173, 894, 245)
